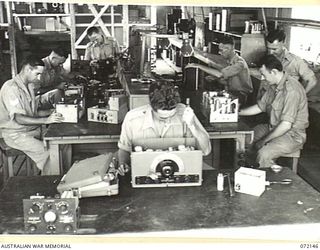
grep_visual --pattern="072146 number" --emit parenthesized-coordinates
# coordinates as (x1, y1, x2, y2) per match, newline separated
(300, 244, 319, 249)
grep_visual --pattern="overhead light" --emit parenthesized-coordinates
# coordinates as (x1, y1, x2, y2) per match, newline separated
(180, 39, 194, 57)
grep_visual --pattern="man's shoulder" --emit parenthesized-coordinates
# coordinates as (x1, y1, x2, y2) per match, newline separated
(124, 105, 151, 121)
(284, 49, 305, 64)
(284, 75, 305, 92)
(0, 79, 19, 97)
(2, 78, 18, 89)
(231, 54, 248, 67)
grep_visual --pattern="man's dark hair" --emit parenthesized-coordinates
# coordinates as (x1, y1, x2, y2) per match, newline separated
(258, 54, 283, 72)
(266, 29, 286, 43)
(149, 80, 181, 111)
(87, 26, 99, 36)
(21, 55, 45, 69)
(220, 35, 234, 46)
(52, 46, 69, 58)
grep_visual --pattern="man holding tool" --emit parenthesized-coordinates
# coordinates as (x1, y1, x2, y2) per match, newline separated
(117, 80, 211, 171)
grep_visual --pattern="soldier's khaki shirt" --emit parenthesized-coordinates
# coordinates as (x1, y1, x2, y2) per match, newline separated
(257, 73, 309, 135)
(0, 75, 39, 134)
(118, 103, 209, 154)
(221, 53, 253, 95)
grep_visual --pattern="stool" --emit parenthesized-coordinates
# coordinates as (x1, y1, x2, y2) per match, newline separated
(0, 138, 34, 182)
(280, 150, 301, 174)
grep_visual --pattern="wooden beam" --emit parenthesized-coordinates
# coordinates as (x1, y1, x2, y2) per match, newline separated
(122, 5, 129, 48)
(0, 2, 4, 23)
(69, 4, 77, 59)
(268, 17, 320, 29)
(110, 5, 115, 37)
(88, 4, 111, 38)
(5, 1, 17, 77)
(75, 5, 110, 47)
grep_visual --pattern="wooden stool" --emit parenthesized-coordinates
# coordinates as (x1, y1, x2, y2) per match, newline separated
(280, 150, 301, 174)
(0, 138, 34, 182)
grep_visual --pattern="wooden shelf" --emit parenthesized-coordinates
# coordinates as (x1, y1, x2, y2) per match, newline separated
(13, 13, 70, 17)
(268, 17, 320, 29)
(168, 37, 228, 67)
(128, 23, 155, 26)
(212, 30, 243, 38)
(75, 23, 123, 27)
(74, 13, 122, 16)
(161, 55, 182, 73)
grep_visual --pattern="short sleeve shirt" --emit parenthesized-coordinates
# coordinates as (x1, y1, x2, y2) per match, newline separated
(257, 73, 309, 133)
(221, 53, 253, 94)
(41, 56, 66, 89)
(0, 75, 39, 134)
(281, 48, 315, 87)
(260, 48, 318, 101)
(118, 103, 209, 153)
(281, 49, 320, 102)
(84, 36, 117, 60)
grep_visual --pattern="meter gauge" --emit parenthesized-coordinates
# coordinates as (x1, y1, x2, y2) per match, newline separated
(57, 201, 69, 214)
(43, 210, 57, 223)
(29, 202, 42, 214)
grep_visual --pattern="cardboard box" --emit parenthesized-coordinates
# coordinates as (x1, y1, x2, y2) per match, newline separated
(234, 167, 266, 197)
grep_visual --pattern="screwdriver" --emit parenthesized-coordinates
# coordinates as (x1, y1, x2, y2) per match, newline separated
(265, 179, 293, 185)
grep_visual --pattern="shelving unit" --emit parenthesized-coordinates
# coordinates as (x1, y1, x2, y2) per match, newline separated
(1, 2, 158, 70)
(1, 2, 17, 78)
(70, 4, 156, 59)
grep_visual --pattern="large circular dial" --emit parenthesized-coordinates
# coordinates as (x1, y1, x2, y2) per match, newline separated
(44, 210, 57, 223)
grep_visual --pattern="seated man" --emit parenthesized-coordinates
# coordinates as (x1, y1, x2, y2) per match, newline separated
(0, 56, 64, 175)
(239, 55, 309, 169)
(37, 47, 71, 108)
(185, 36, 253, 106)
(84, 26, 119, 61)
(258, 29, 318, 101)
(117, 80, 211, 170)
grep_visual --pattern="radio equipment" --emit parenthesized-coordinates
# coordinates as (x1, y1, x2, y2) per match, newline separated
(23, 191, 79, 234)
(87, 93, 128, 124)
(57, 153, 119, 198)
(202, 91, 238, 123)
(47, 3, 65, 13)
(131, 138, 203, 188)
(71, 60, 91, 77)
(55, 85, 85, 123)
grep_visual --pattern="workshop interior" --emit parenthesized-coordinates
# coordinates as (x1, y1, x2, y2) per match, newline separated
(0, 2, 320, 238)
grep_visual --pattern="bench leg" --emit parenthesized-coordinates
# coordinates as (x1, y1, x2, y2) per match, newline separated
(26, 157, 33, 176)
(2, 155, 9, 183)
(212, 140, 220, 170)
(292, 157, 299, 174)
(7, 156, 14, 177)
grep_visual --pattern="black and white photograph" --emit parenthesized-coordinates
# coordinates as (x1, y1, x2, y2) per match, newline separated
(0, 0, 320, 248)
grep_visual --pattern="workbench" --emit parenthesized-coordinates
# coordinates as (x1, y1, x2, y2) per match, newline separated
(0, 168, 319, 240)
(44, 121, 121, 175)
(44, 118, 253, 175)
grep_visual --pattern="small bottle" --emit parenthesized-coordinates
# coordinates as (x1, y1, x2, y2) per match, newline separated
(217, 173, 224, 191)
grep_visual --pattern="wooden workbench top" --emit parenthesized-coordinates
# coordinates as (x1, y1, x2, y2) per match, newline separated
(0, 168, 320, 236)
